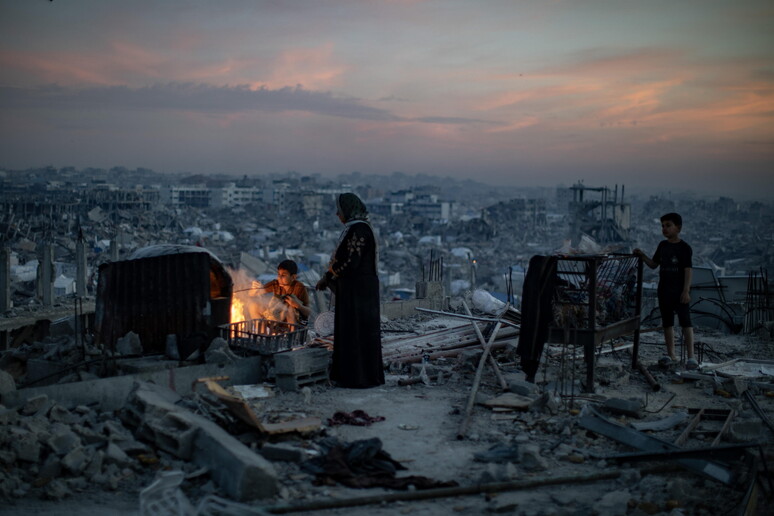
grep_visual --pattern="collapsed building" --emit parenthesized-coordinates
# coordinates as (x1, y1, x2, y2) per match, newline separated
(1, 169, 773, 514)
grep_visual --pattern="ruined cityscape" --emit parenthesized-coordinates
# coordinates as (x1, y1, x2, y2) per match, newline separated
(1, 165, 773, 515)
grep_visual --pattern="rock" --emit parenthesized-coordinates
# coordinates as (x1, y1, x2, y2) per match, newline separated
(602, 398, 643, 419)
(21, 394, 51, 416)
(518, 443, 548, 471)
(72, 424, 107, 446)
(0, 370, 16, 396)
(39, 453, 62, 480)
(204, 337, 239, 364)
(529, 392, 559, 415)
(619, 468, 641, 486)
(0, 440, 16, 462)
(43, 479, 71, 500)
(104, 442, 131, 466)
(61, 447, 90, 474)
(116, 331, 142, 356)
(103, 420, 132, 441)
(49, 405, 79, 425)
(551, 490, 578, 506)
(47, 428, 81, 456)
(260, 443, 307, 463)
(10, 428, 41, 462)
(473, 442, 520, 463)
(594, 489, 631, 516)
(487, 493, 519, 513)
(508, 379, 538, 396)
(84, 450, 104, 478)
(0, 406, 19, 426)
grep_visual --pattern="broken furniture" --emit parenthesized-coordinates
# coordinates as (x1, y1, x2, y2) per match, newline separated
(548, 254, 643, 391)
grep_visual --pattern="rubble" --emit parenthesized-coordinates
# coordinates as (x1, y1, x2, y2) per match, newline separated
(1, 169, 773, 514)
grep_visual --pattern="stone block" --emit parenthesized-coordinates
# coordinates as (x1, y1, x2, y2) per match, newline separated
(145, 412, 197, 460)
(61, 447, 90, 474)
(126, 381, 278, 500)
(104, 442, 131, 466)
(260, 443, 307, 462)
(84, 450, 104, 478)
(39, 453, 62, 479)
(47, 429, 81, 456)
(116, 331, 142, 356)
(276, 370, 329, 392)
(508, 379, 537, 396)
(21, 393, 51, 416)
(518, 443, 548, 471)
(0, 370, 16, 396)
(49, 405, 79, 424)
(72, 424, 107, 446)
(274, 348, 330, 376)
(602, 398, 643, 419)
(594, 489, 631, 516)
(11, 428, 41, 462)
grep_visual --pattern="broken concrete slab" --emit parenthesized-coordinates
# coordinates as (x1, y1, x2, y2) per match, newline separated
(602, 398, 644, 419)
(124, 381, 278, 501)
(631, 411, 689, 432)
(2, 356, 264, 412)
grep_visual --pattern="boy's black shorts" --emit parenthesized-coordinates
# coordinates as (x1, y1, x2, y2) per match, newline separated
(658, 294, 692, 328)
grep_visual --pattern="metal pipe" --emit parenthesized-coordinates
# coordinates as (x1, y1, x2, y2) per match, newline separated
(414, 307, 520, 329)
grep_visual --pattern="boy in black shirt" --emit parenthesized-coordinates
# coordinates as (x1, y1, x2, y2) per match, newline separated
(634, 213, 697, 370)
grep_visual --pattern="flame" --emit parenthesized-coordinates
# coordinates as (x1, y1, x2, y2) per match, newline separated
(231, 295, 245, 324)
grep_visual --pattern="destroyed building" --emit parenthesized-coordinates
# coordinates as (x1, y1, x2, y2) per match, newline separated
(1, 167, 773, 514)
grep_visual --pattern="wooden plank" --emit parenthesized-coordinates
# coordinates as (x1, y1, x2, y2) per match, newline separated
(202, 379, 321, 435)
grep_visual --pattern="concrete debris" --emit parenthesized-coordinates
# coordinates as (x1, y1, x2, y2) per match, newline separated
(115, 331, 142, 356)
(123, 381, 278, 501)
(0, 171, 773, 513)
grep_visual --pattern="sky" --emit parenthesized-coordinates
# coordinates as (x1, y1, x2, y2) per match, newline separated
(1, 0, 773, 199)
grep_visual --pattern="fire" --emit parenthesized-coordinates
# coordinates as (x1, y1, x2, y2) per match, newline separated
(231, 295, 246, 324)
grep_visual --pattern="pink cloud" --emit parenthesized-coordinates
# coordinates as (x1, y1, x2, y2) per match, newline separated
(0, 49, 119, 86)
(255, 43, 349, 90)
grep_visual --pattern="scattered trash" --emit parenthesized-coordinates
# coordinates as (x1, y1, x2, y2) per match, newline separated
(327, 410, 386, 427)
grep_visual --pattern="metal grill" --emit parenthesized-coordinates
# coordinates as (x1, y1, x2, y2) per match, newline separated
(220, 318, 308, 355)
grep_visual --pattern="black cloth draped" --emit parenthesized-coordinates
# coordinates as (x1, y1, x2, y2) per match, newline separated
(516, 255, 557, 382)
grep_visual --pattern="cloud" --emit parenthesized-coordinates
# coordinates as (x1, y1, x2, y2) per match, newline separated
(412, 116, 499, 125)
(0, 83, 401, 121)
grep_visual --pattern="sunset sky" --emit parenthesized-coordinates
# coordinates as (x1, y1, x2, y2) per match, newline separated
(1, 1, 772, 198)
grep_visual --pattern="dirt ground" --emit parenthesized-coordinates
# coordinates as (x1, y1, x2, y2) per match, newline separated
(3, 323, 773, 516)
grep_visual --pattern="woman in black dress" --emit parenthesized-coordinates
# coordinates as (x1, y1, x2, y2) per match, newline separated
(316, 193, 384, 388)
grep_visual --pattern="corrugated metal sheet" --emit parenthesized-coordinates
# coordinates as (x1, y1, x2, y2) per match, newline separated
(95, 247, 232, 357)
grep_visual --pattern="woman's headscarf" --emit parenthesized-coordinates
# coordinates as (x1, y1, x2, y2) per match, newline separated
(331, 192, 378, 271)
(336, 193, 369, 222)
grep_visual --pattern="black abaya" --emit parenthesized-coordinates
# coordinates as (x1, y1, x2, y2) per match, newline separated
(329, 221, 384, 388)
